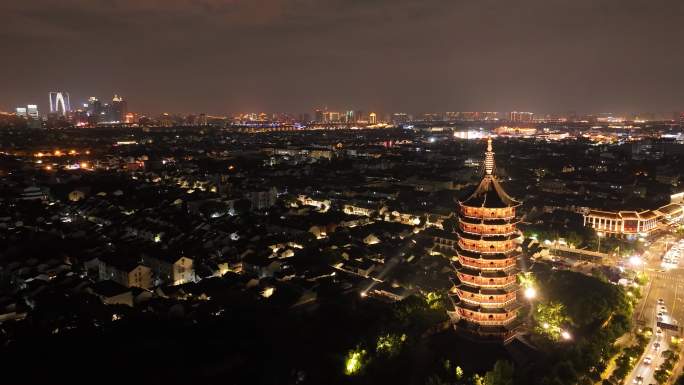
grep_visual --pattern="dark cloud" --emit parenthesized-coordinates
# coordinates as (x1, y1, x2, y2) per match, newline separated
(1, 0, 683, 115)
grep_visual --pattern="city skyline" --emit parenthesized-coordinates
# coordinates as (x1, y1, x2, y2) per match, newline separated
(2, 0, 684, 114)
(5, 90, 684, 121)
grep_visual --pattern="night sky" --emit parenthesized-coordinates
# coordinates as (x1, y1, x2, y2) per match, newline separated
(2, 0, 684, 115)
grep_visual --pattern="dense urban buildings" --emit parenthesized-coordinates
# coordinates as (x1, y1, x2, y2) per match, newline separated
(0, 119, 682, 384)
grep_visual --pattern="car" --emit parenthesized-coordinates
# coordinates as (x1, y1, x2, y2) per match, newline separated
(658, 312, 664, 318)
(658, 298, 665, 305)
(633, 376, 644, 384)
(644, 356, 653, 365)
(660, 307, 667, 313)
(654, 342, 661, 351)
(656, 328, 663, 337)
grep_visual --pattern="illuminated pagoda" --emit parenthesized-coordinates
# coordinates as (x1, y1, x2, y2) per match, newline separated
(447, 137, 522, 343)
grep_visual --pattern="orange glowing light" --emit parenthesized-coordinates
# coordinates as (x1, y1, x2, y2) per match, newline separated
(35, 152, 44, 157)
(85, 150, 90, 155)
(54, 150, 62, 156)
(80, 162, 89, 169)
(45, 165, 52, 171)
(69, 150, 76, 155)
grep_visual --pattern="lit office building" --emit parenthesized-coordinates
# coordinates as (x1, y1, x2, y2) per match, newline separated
(508, 111, 534, 123)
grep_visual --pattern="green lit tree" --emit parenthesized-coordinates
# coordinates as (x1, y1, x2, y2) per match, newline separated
(533, 301, 571, 340)
(344, 347, 368, 376)
(375, 333, 406, 358)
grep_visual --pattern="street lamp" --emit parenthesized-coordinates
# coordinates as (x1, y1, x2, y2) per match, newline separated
(561, 330, 572, 341)
(524, 286, 537, 300)
(629, 256, 643, 267)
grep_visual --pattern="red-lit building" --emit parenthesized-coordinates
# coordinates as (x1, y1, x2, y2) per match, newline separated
(448, 138, 521, 343)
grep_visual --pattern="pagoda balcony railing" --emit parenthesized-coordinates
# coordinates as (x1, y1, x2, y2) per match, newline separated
(460, 207, 515, 220)
(456, 272, 517, 287)
(455, 308, 517, 324)
(459, 258, 516, 271)
(456, 292, 517, 306)
(460, 223, 517, 236)
(458, 240, 516, 254)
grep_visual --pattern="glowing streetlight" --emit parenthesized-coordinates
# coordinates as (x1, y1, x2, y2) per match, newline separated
(360, 292, 367, 298)
(629, 256, 643, 266)
(561, 330, 572, 340)
(524, 286, 537, 300)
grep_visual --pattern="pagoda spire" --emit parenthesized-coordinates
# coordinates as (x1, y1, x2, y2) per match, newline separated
(484, 136, 495, 176)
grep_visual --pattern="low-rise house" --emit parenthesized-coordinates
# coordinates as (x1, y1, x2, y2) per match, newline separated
(98, 256, 152, 289)
(142, 253, 196, 286)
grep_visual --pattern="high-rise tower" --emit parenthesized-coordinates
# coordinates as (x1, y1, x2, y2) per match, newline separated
(49, 91, 71, 116)
(369, 112, 377, 125)
(448, 137, 521, 343)
(110, 94, 127, 122)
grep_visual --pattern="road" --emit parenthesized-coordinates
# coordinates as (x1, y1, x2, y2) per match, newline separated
(626, 234, 683, 385)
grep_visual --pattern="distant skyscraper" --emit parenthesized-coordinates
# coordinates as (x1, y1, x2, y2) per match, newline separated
(110, 94, 127, 122)
(85, 97, 103, 125)
(49, 91, 71, 116)
(124, 112, 137, 124)
(391, 113, 409, 125)
(160, 113, 173, 127)
(87, 97, 101, 114)
(16, 104, 41, 128)
(508, 111, 534, 123)
(198, 113, 208, 126)
(314, 109, 324, 123)
(480, 112, 499, 121)
(320, 111, 341, 123)
(345, 110, 355, 123)
(27, 105, 39, 119)
(369, 112, 377, 124)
